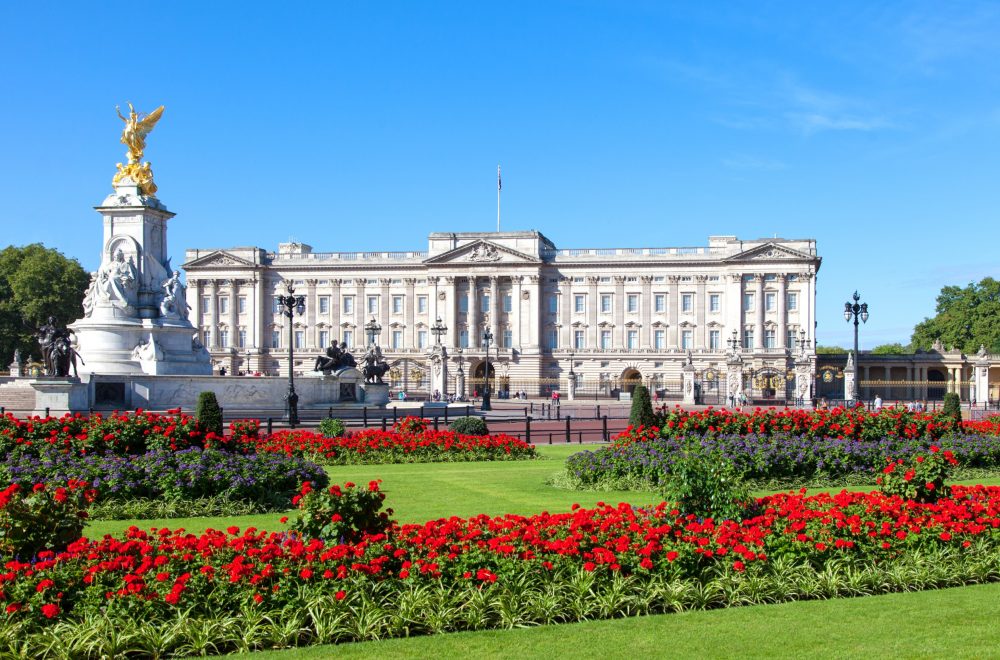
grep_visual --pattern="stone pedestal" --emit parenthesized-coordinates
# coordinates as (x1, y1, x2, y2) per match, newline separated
(682, 361, 697, 406)
(974, 349, 991, 405)
(456, 363, 466, 399)
(71, 179, 210, 376)
(725, 354, 744, 407)
(428, 346, 449, 398)
(361, 382, 390, 406)
(794, 358, 814, 406)
(844, 352, 857, 403)
(568, 372, 577, 401)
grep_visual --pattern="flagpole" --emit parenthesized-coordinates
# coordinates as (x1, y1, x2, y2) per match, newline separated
(497, 164, 501, 232)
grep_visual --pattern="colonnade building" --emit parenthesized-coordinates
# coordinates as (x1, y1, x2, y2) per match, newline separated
(182, 231, 821, 400)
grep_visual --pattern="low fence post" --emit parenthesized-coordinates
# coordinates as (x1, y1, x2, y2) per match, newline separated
(363, 406, 368, 426)
(444, 406, 449, 424)
(525, 415, 532, 443)
(266, 417, 273, 435)
(603, 415, 609, 442)
(45, 407, 50, 417)
(596, 404, 601, 419)
(381, 417, 387, 432)
(433, 416, 439, 431)
(565, 415, 572, 443)
(328, 406, 333, 418)
(393, 407, 398, 424)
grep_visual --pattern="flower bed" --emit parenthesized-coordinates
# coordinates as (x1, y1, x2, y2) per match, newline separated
(0, 446, 328, 519)
(563, 432, 1000, 490)
(244, 427, 536, 464)
(2, 485, 1000, 654)
(0, 410, 229, 457)
(651, 406, 979, 443)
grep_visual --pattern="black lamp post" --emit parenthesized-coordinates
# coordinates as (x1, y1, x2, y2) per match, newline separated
(728, 328, 741, 354)
(844, 291, 869, 400)
(277, 281, 305, 427)
(364, 315, 382, 348)
(431, 316, 447, 346)
(481, 328, 493, 411)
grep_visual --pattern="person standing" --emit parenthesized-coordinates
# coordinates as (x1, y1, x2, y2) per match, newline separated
(874, 394, 883, 412)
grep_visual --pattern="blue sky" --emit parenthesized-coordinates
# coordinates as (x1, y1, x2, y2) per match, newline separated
(1, 1, 998, 348)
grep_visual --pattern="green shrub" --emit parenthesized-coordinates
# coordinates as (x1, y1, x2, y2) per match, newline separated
(0, 481, 94, 558)
(629, 384, 656, 429)
(449, 416, 489, 435)
(318, 417, 347, 438)
(195, 391, 223, 436)
(658, 451, 753, 522)
(877, 446, 958, 503)
(942, 393, 962, 425)
(285, 480, 392, 543)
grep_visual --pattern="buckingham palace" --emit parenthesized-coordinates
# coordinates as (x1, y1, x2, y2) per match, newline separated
(182, 231, 821, 401)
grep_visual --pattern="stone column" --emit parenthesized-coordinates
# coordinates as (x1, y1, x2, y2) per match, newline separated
(329, 278, 341, 345)
(209, 279, 220, 349)
(974, 350, 991, 405)
(445, 277, 458, 348)
(640, 275, 653, 348)
(528, 275, 542, 349)
(668, 276, 680, 348)
(190, 280, 202, 331)
(613, 276, 626, 347)
(844, 352, 857, 403)
(404, 278, 417, 348)
(489, 275, 500, 347)
(511, 275, 523, 349)
(776, 274, 787, 349)
(695, 275, 707, 348)
(753, 274, 765, 350)
(468, 275, 478, 347)
(587, 276, 599, 348)
(379, 278, 391, 348)
(559, 276, 572, 350)
(305, 279, 317, 348)
(255, 276, 267, 354)
(727, 273, 742, 347)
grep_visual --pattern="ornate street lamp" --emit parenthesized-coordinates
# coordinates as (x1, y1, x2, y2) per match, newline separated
(728, 328, 740, 353)
(365, 316, 382, 347)
(277, 281, 305, 428)
(481, 328, 494, 411)
(844, 291, 869, 400)
(431, 316, 447, 346)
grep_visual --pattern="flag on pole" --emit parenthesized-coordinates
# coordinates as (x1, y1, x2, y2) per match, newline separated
(497, 165, 502, 191)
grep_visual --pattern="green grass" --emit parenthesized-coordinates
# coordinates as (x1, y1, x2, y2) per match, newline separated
(84, 446, 659, 538)
(239, 582, 1000, 659)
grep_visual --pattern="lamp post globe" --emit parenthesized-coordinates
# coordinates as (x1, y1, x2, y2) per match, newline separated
(481, 328, 493, 411)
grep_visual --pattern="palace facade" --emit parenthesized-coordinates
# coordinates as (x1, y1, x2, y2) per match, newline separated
(182, 231, 821, 400)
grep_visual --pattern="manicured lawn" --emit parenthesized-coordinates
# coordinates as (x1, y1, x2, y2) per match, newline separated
(241, 581, 1000, 659)
(84, 445, 659, 537)
(84, 445, 1000, 538)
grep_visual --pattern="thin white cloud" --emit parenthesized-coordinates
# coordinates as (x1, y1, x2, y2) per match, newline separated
(786, 112, 895, 135)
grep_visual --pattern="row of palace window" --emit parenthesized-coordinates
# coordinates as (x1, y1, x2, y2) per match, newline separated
(200, 295, 437, 318)
(543, 327, 801, 350)
(546, 291, 799, 315)
(203, 325, 800, 352)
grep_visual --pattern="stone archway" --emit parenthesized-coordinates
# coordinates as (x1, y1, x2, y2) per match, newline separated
(621, 368, 642, 394)
(473, 361, 496, 397)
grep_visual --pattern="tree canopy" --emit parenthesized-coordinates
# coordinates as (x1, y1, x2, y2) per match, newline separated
(871, 343, 912, 355)
(816, 345, 848, 354)
(911, 277, 1000, 354)
(0, 244, 90, 366)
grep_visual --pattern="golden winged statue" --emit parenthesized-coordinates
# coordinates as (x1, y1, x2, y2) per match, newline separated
(112, 102, 165, 196)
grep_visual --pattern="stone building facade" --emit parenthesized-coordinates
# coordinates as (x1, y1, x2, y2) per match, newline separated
(182, 231, 821, 400)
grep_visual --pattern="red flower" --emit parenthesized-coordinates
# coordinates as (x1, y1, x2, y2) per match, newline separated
(40, 603, 60, 619)
(335, 590, 346, 600)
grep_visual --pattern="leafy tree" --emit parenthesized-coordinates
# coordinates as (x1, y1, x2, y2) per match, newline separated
(629, 384, 656, 428)
(0, 244, 90, 366)
(942, 393, 962, 425)
(911, 278, 1000, 354)
(871, 343, 912, 355)
(195, 391, 224, 436)
(816, 345, 848, 354)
